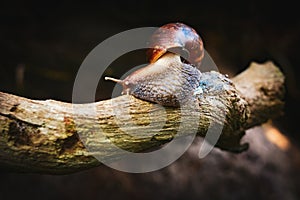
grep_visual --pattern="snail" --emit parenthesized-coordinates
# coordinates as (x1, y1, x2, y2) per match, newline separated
(105, 22, 204, 107)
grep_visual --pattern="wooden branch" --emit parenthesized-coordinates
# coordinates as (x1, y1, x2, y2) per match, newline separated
(0, 61, 284, 174)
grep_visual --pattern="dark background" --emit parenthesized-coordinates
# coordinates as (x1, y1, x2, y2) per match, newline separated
(0, 1, 299, 200)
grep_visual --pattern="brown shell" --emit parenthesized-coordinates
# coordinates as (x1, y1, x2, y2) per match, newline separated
(147, 22, 204, 68)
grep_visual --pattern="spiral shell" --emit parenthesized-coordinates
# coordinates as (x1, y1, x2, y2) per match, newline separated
(147, 22, 204, 68)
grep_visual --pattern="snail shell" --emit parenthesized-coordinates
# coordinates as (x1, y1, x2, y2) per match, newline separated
(147, 22, 204, 68)
(105, 23, 204, 107)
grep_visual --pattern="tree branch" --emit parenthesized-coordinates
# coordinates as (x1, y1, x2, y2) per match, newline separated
(0, 61, 284, 174)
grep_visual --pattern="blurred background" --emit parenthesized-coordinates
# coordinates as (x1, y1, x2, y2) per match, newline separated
(0, 1, 299, 199)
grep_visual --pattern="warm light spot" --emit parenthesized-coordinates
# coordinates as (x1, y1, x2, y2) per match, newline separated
(263, 123, 290, 151)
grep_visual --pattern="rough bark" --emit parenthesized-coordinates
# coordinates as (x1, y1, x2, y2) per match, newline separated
(0, 61, 284, 174)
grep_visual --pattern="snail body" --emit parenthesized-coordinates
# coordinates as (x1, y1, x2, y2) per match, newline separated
(105, 23, 204, 107)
